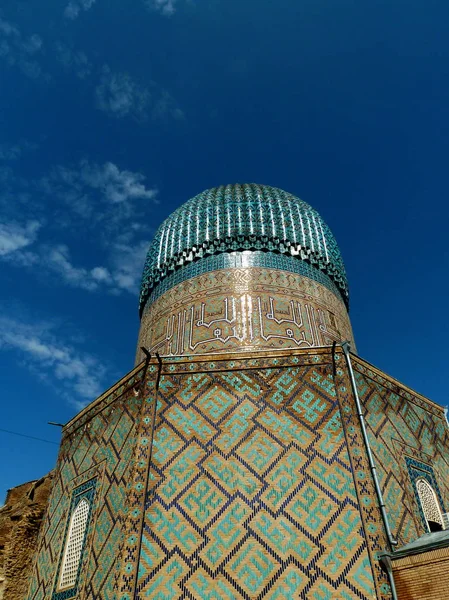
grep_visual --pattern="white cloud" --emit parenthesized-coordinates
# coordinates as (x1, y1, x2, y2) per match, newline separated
(0, 140, 38, 160)
(0, 220, 41, 256)
(0, 144, 22, 161)
(0, 229, 135, 295)
(0, 16, 44, 79)
(64, 0, 96, 20)
(45, 159, 158, 205)
(0, 222, 114, 293)
(44, 244, 106, 291)
(40, 159, 157, 239)
(95, 66, 152, 120)
(0, 315, 107, 402)
(1, 235, 146, 297)
(95, 65, 184, 121)
(145, 0, 178, 16)
(0, 19, 19, 37)
(80, 161, 158, 203)
(0, 166, 14, 184)
(110, 240, 149, 293)
(0, 219, 138, 295)
(54, 42, 92, 79)
(42, 243, 148, 297)
(91, 266, 111, 282)
(153, 90, 185, 120)
(1, 160, 155, 297)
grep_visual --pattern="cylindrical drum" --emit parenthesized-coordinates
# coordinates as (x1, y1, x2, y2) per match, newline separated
(136, 184, 355, 363)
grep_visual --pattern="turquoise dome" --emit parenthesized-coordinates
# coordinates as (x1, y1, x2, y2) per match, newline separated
(139, 184, 348, 314)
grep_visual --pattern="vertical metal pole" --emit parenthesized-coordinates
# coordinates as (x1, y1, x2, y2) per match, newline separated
(340, 342, 398, 600)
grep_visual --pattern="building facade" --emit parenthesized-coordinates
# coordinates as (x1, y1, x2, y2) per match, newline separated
(26, 184, 449, 600)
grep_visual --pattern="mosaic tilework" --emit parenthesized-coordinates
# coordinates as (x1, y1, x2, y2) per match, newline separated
(63, 365, 145, 438)
(27, 348, 449, 600)
(133, 354, 376, 599)
(350, 357, 449, 547)
(140, 184, 349, 314)
(27, 367, 146, 600)
(405, 457, 446, 532)
(115, 365, 160, 600)
(52, 479, 97, 600)
(145, 251, 345, 308)
(136, 266, 355, 364)
(315, 354, 390, 600)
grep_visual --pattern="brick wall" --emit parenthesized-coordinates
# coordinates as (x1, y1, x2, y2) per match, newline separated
(392, 547, 449, 599)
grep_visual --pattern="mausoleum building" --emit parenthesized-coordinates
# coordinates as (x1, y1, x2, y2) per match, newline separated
(24, 184, 449, 600)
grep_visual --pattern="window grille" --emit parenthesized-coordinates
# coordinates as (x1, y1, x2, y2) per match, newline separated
(416, 478, 444, 532)
(441, 513, 449, 531)
(58, 498, 90, 590)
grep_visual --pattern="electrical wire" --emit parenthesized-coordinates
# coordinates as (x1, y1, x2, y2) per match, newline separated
(0, 427, 59, 445)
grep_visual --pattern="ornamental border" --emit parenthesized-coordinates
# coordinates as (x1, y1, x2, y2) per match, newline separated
(141, 251, 345, 314)
(405, 456, 446, 531)
(51, 477, 98, 600)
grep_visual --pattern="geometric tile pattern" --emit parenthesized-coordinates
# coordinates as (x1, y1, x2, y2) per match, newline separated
(405, 457, 446, 531)
(52, 479, 97, 600)
(26, 347, 449, 600)
(134, 357, 376, 600)
(27, 366, 145, 600)
(144, 250, 345, 307)
(351, 358, 449, 547)
(329, 356, 394, 600)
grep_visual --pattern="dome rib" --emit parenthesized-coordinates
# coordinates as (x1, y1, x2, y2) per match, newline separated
(139, 184, 349, 315)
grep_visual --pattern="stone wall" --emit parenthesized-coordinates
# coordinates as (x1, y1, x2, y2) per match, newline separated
(0, 473, 53, 600)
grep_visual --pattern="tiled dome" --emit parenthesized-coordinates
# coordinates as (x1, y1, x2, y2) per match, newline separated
(139, 184, 348, 315)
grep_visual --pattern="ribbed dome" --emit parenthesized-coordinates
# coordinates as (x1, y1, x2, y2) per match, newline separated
(139, 184, 348, 314)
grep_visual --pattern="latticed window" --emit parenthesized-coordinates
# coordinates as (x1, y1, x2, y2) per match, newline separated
(416, 478, 444, 532)
(58, 498, 90, 589)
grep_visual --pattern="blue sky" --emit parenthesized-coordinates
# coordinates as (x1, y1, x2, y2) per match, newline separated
(1, 0, 449, 500)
